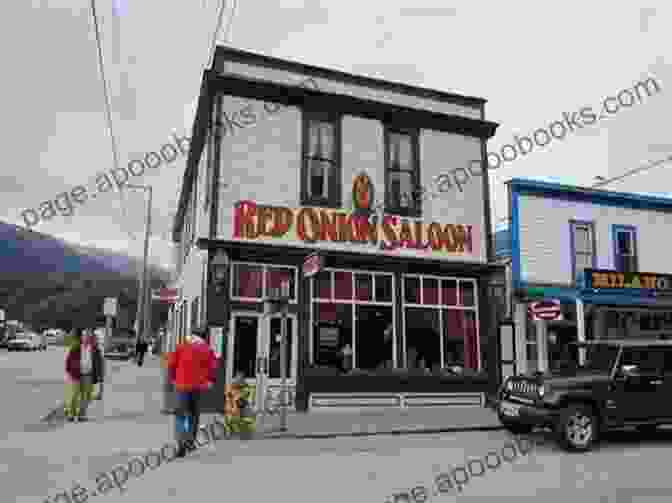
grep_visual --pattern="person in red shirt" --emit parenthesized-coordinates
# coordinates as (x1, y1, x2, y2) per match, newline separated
(166, 327, 218, 457)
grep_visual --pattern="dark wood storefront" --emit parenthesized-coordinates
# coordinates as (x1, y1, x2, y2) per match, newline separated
(175, 241, 502, 413)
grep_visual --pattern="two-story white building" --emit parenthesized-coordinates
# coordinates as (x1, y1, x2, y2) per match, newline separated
(500, 178, 672, 377)
(168, 46, 502, 413)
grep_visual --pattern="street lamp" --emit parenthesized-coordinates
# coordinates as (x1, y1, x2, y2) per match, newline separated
(126, 184, 153, 346)
(211, 249, 229, 294)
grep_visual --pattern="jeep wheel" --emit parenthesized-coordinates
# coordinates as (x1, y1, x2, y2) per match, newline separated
(556, 404, 597, 452)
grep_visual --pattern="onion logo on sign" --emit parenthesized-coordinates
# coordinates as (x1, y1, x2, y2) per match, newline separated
(352, 173, 374, 215)
(528, 299, 562, 321)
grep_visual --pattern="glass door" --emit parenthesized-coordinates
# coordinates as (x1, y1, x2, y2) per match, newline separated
(267, 315, 297, 383)
(231, 314, 259, 382)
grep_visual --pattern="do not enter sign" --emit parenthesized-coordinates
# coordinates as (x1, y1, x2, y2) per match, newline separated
(528, 300, 562, 321)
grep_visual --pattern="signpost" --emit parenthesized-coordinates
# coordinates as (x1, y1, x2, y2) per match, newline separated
(528, 300, 562, 321)
(101, 297, 118, 399)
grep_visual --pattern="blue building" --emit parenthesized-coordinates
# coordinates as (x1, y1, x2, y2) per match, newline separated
(497, 177, 672, 376)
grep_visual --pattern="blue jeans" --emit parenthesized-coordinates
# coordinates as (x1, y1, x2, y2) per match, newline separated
(174, 391, 202, 445)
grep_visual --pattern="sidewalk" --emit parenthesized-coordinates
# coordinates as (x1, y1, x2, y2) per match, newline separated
(3, 355, 503, 501)
(41, 356, 502, 440)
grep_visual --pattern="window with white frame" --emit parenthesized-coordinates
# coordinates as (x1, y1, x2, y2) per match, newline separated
(302, 111, 341, 206)
(230, 262, 298, 302)
(402, 275, 480, 372)
(311, 269, 395, 373)
(570, 220, 595, 282)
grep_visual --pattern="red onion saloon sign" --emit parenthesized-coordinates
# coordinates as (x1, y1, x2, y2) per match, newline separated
(232, 200, 476, 255)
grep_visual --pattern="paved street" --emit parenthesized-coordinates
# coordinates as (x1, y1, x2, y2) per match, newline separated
(1, 352, 671, 502)
(0, 345, 72, 438)
(26, 427, 672, 503)
(75, 428, 672, 503)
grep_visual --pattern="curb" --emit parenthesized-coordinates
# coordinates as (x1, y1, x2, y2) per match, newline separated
(260, 424, 505, 440)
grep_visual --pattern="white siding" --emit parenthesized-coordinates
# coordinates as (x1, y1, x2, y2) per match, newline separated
(174, 248, 208, 330)
(518, 194, 672, 284)
(212, 93, 486, 263)
(195, 139, 209, 239)
(219, 61, 481, 120)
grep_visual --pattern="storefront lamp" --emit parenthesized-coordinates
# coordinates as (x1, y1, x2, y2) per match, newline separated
(211, 250, 229, 294)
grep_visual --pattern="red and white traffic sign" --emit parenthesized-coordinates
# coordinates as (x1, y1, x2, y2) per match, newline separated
(152, 288, 179, 304)
(528, 299, 563, 321)
(303, 253, 323, 278)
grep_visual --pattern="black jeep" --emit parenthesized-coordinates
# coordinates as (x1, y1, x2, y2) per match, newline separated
(497, 339, 672, 452)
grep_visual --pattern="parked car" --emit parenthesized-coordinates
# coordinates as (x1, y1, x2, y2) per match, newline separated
(497, 339, 672, 452)
(105, 342, 135, 360)
(104, 328, 136, 360)
(42, 329, 63, 345)
(7, 332, 47, 351)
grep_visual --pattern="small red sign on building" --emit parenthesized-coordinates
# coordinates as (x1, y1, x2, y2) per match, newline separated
(152, 288, 179, 304)
(528, 300, 562, 321)
(303, 253, 323, 278)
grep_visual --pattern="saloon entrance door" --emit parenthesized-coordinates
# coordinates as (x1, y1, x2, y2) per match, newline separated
(229, 312, 298, 388)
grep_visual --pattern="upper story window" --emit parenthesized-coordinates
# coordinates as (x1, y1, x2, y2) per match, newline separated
(613, 225, 638, 273)
(301, 111, 341, 207)
(570, 220, 595, 282)
(385, 127, 421, 217)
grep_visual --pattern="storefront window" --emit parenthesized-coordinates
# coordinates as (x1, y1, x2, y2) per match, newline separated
(602, 309, 672, 339)
(406, 307, 441, 370)
(334, 271, 353, 300)
(355, 274, 373, 302)
(355, 306, 394, 370)
(232, 263, 263, 299)
(231, 262, 298, 301)
(266, 266, 295, 299)
(403, 275, 480, 371)
(442, 310, 465, 367)
(460, 282, 475, 307)
(441, 279, 458, 306)
(404, 277, 420, 303)
(311, 269, 395, 373)
(374, 274, 393, 303)
(313, 303, 352, 370)
(315, 270, 332, 299)
(423, 277, 439, 305)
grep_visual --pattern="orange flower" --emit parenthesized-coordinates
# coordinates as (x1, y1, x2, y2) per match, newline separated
(224, 384, 242, 417)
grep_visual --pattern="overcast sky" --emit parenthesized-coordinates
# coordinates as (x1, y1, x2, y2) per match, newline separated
(2, 1, 671, 270)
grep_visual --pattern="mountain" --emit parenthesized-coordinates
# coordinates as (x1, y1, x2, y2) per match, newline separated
(0, 221, 174, 330)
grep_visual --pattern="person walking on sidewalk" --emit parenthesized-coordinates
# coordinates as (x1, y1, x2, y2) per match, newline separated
(78, 330, 104, 419)
(166, 327, 217, 458)
(135, 336, 148, 367)
(64, 329, 103, 422)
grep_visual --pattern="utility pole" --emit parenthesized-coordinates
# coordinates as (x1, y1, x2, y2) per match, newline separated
(127, 184, 152, 346)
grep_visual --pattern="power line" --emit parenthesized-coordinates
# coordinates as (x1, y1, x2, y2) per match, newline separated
(592, 153, 672, 188)
(205, 0, 237, 70)
(205, 0, 227, 70)
(89, 0, 137, 242)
